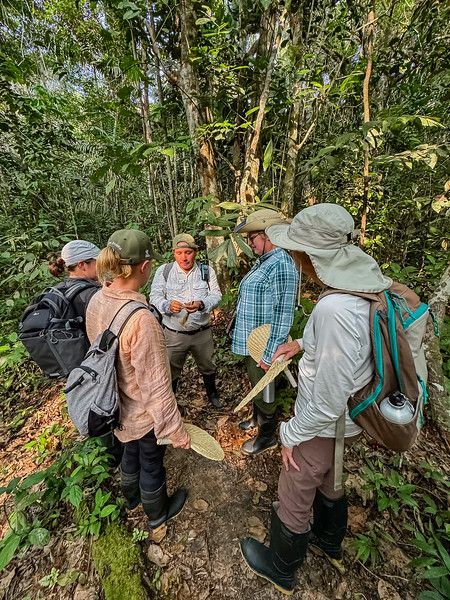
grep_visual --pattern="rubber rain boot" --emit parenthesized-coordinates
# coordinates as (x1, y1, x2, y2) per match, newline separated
(141, 482, 187, 530)
(309, 490, 348, 574)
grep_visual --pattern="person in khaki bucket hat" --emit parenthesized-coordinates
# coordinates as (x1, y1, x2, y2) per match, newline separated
(231, 209, 299, 456)
(239, 203, 391, 594)
(150, 232, 222, 409)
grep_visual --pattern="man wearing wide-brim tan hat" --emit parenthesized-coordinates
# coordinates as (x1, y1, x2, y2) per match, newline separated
(231, 209, 299, 455)
(239, 203, 392, 594)
(150, 233, 223, 409)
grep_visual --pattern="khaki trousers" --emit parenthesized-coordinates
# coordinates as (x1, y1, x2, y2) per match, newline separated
(277, 435, 359, 533)
(164, 327, 216, 381)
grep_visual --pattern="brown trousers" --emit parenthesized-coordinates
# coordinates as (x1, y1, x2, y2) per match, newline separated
(164, 327, 215, 381)
(277, 435, 358, 533)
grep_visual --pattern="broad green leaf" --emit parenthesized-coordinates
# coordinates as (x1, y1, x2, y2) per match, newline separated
(68, 485, 83, 508)
(420, 568, 449, 580)
(28, 527, 50, 547)
(245, 106, 260, 117)
(232, 233, 253, 258)
(0, 533, 21, 571)
(159, 147, 175, 158)
(418, 592, 444, 600)
(217, 201, 242, 210)
(263, 140, 273, 172)
(227, 239, 238, 268)
(16, 491, 43, 511)
(20, 471, 47, 490)
(207, 240, 228, 262)
(100, 505, 117, 518)
(0, 477, 21, 495)
(105, 179, 116, 195)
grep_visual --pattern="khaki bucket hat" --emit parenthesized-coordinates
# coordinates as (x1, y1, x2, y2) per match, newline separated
(266, 203, 392, 293)
(234, 209, 291, 233)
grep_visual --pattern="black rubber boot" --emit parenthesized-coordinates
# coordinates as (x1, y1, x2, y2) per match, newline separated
(172, 378, 179, 394)
(141, 482, 187, 530)
(239, 403, 258, 431)
(240, 508, 309, 595)
(309, 491, 348, 573)
(202, 373, 222, 409)
(241, 412, 278, 455)
(120, 470, 140, 510)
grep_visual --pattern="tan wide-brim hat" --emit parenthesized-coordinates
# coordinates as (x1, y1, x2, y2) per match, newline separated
(234, 209, 291, 234)
(267, 203, 392, 293)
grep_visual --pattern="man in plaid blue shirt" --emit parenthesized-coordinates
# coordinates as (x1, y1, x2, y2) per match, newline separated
(232, 209, 299, 455)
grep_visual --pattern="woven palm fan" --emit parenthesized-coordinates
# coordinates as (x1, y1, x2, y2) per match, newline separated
(234, 324, 297, 413)
(157, 422, 224, 461)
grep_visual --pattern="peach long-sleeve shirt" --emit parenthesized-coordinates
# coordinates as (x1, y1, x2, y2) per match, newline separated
(86, 286, 185, 443)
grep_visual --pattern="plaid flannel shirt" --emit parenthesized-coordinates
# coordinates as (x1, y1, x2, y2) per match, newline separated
(232, 248, 299, 365)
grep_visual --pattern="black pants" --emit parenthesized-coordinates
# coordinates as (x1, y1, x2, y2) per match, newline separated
(121, 429, 166, 492)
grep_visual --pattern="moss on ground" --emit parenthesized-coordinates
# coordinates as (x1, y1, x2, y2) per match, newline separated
(92, 522, 148, 600)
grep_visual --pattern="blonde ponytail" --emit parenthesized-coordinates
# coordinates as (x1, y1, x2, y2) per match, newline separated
(96, 246, 133, 284)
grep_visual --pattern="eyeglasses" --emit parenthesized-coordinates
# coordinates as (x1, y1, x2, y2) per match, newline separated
(248, 232, 264, 244)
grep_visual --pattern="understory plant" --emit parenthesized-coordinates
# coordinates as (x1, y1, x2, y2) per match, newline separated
(0, 438, 121, 572)
(352, 452, 450, 597)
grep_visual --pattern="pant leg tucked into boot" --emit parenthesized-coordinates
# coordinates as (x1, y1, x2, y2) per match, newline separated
(202, 372, 222, 408)
(240, 508, 308, 595)
(310, 490, 347, 572)
(141, 482, 187, 530)
(120, 470, 140, 510)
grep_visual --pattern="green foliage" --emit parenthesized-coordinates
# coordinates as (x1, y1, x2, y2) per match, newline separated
(131, 528, 149, 543)
(24, 423, 71, 464)
(0, 438, 121, 572)
(349, 528, 382, 566)
(354, 453, 450, 594)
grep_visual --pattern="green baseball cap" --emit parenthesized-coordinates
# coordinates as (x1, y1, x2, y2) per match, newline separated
(107, 229, 154, 265)
(172, 233, 198, 250)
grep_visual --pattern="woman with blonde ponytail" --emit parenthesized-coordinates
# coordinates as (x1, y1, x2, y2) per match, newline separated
(86, 230, 190, 532)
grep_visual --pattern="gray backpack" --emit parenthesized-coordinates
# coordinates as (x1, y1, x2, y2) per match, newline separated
(65, 300, 148, 437)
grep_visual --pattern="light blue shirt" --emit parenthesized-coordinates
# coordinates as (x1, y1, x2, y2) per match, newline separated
(232, 248, 298, 365)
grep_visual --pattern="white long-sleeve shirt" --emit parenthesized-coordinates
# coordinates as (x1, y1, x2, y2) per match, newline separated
(149, 261, 222, 331)
(280, 294, 374, 447)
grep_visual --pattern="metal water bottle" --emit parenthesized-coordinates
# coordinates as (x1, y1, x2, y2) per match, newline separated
(379, 392, 414, 424)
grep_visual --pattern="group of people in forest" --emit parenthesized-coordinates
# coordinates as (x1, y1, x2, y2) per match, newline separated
(48, 203, 395, 595)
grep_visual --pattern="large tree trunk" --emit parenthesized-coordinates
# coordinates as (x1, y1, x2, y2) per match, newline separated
(424, 264, 450, 440)
(280, 4, 303, 216)
(238, 9, 282, 205)
(178, 0, 225, 279)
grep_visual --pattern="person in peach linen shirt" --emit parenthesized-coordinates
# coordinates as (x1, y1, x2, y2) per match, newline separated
(87, 229, 190, 531)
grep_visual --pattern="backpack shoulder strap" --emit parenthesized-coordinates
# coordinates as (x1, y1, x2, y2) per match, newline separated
(64, 280, 99, 302)
(108, 301, 149, 337)
(163, 263, 174, 281)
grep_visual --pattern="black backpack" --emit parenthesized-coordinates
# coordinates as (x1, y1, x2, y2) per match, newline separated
(18, 281, 98, 379)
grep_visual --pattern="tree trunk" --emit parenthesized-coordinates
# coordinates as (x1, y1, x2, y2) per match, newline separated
(359, 8, 375, 247)
(238, 10, 282, 205)
(424, 264, 450, 440)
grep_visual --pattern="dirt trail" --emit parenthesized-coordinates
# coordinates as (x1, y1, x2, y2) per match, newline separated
(0, 363, 446, 599)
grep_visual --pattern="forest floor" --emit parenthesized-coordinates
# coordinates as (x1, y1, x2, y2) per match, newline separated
(0, 347, 448, 600)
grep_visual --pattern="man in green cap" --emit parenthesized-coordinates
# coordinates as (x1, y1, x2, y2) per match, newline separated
(150, 233, 223, 408)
